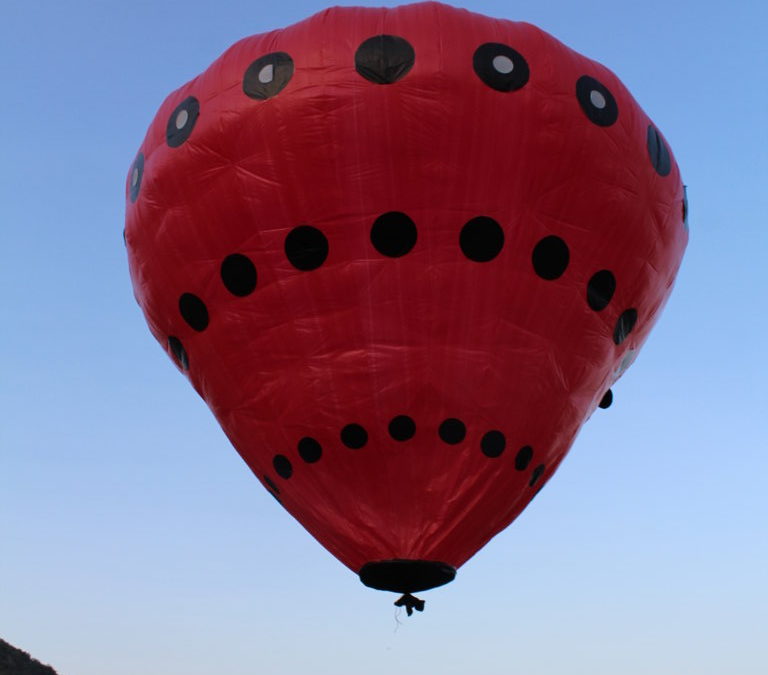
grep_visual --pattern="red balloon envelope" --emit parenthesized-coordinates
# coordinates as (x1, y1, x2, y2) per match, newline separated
(125, 1, 688, 609)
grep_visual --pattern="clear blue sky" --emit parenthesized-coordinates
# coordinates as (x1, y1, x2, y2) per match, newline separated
(1, 1, 766, 673)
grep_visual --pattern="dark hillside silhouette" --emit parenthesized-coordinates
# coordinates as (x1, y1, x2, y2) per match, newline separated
(0, 639, 59, 675)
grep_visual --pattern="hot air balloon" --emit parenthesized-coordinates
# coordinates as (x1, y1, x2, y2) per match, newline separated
(125, 1, 688, 614)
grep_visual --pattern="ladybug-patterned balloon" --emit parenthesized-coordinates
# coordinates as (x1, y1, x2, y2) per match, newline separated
(125, 1, 687, 605)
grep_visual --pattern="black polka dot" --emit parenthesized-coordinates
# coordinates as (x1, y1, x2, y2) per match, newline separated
(341, 423, 368, 449)
(221, 254, 257, 296)
(647, 124, 671, 176)
(613, 308, 638, 345)
(298, 437, 322, 463)
(587, 270, 616, 311)
(460, 217, 504, 262)
(529, 463, 545, 487)
(167, 336, 189, 370)
(129, 153, 143, 203)
(355, 35, 414, 84)
(166, 96, 200, 148)
(473, 43, 529, 92)
(285, 226, 328, 271)
(514, 445, 533, 471)
(598, 389, 613, 409)
(532, 236, 569, 280)
(243, 52, 294, 99)
(179, 293, 209, 331)
(389, 415, 416, 441)
(481, 430, 506, 458)
(370, 212, 417, 257)
(682, 185, 689, 227)
(576, 76, 618, 127)
(273, 454, 293, 479)
(263, 474, 280, 494)
(438, 418, 466, 445)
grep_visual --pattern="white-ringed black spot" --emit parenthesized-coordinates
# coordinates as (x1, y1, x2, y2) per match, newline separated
(481, 430, 506, 458)
(389, 415, 416, 441)
(590, 90, 606, 108)
(355, 35, 414, 84)
(460, 216, 504, 262)
(298, 437, 322, 463)
(598, 389, 613, 409)
(576, 76, 618, 126)
(178, 293, 209, 331)
(370, 212, 417, 257)
(613, 308, 638, 345)
(473, 43, 529, 92)
(168, 336, 189, 370)
(284, 225, 328, 271)
(259, 64, 274, 83)
(493, 55, 514, 73)
(243, 52, 294, 99)
(438, 418, 466, 445)
(514, 445, 533, 471)
(273, 454, 293, 479)
(587, 270, 616, 311)
(166, 96, 200, 147)
(129, 153, 144, 203)
(647, 125, 671, 176)
(532, 236, 569, 280)
(529, 463, 545, 487)
(341, 423, 368, 449)
(221, 254, 257, 296)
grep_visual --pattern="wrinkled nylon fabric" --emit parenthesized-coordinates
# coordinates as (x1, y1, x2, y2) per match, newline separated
(125, 2, 687, 576)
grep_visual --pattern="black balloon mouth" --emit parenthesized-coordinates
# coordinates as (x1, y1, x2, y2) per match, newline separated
(359, 559, 457, 593)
